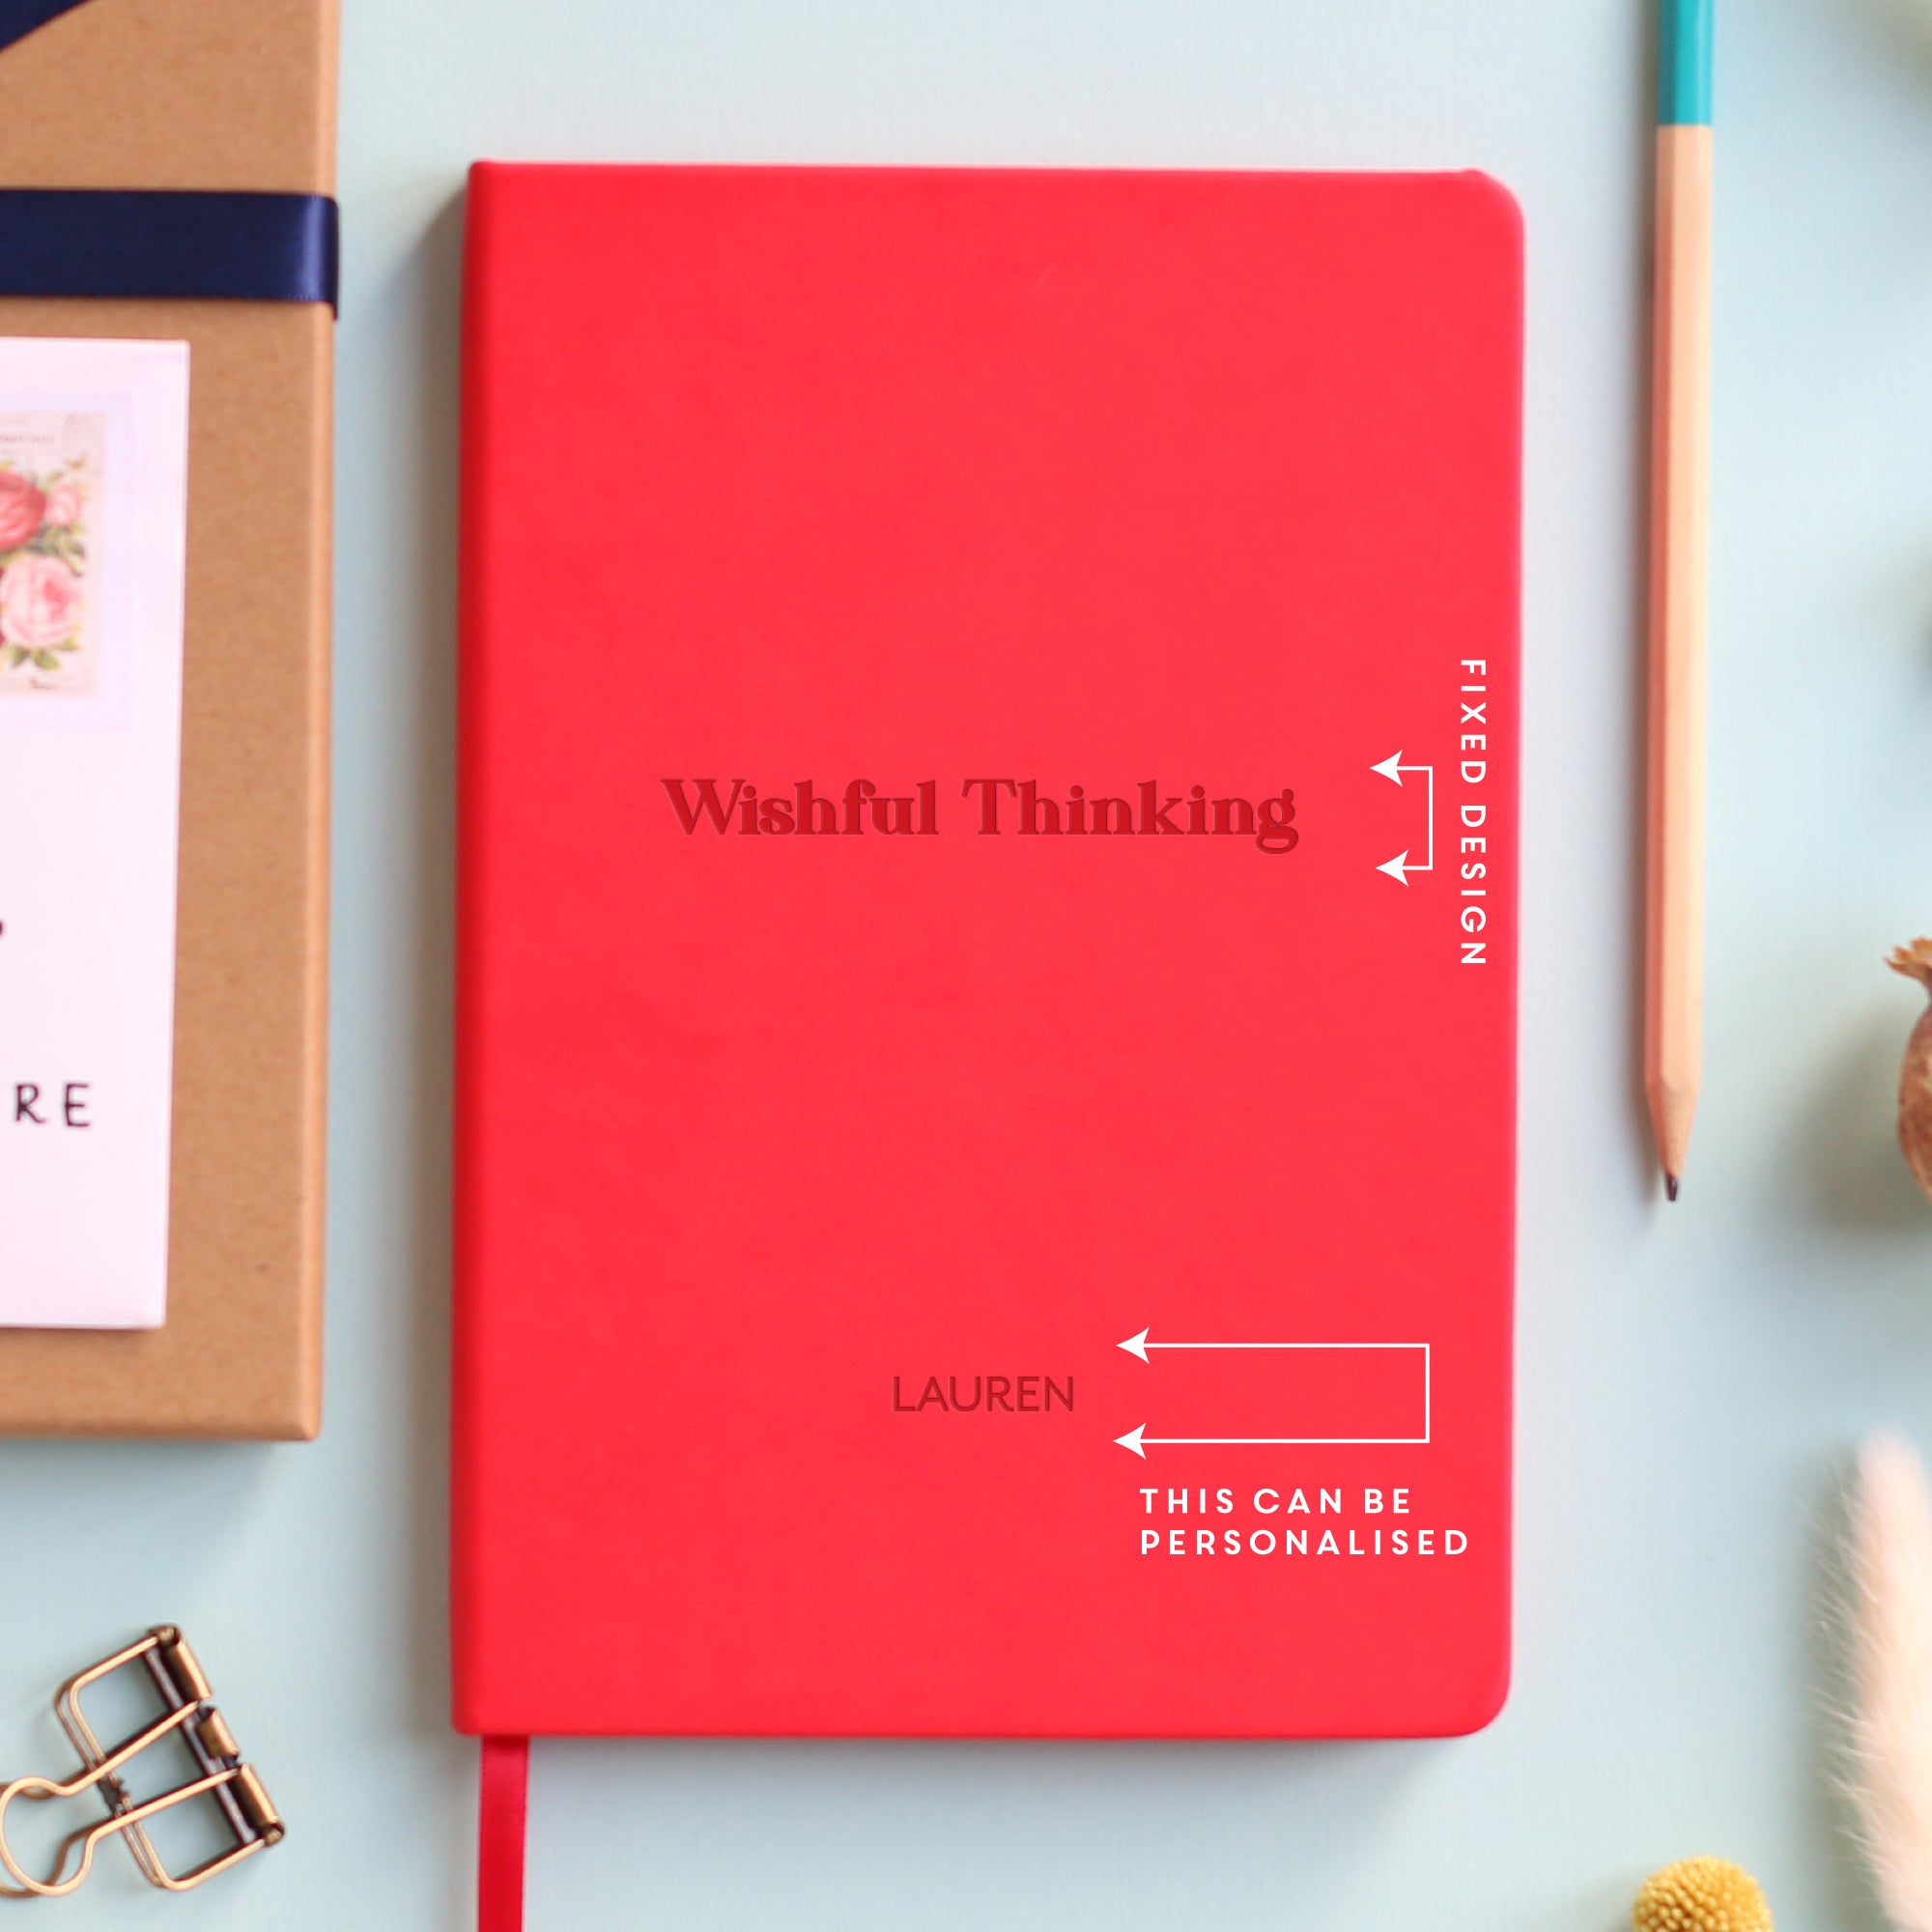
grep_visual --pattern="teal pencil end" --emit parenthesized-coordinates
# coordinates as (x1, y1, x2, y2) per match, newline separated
(1660, 0, 1714, 126)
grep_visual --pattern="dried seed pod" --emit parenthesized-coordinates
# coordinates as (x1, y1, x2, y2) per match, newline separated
(1889, 940, 1932, 1207)
(1632, 1857, 1772, 1932)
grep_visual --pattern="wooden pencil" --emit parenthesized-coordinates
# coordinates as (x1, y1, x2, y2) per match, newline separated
(1645, 0, 1714, 1200)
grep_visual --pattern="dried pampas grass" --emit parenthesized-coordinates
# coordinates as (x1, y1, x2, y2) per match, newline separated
(1845, 1432, 1932, 1932)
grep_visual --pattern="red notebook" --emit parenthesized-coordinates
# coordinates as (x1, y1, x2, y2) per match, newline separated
(455, 162, 1521, 1742)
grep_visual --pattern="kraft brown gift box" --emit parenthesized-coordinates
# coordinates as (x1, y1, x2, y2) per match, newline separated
(0, 0, 336, 1436)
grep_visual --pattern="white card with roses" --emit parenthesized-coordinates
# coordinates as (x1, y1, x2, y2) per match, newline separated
(0, 336, 190, 1327)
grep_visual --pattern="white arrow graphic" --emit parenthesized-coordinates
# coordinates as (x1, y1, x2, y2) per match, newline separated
(1371, 752, 1434, 885)
(1113, 1334, 1432, 1455)
(1120, 1329, 1422, 1362)
(1114, 1424, 1425, 1459)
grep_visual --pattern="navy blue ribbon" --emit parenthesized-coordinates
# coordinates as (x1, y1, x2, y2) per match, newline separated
(0, 0, 91, 54)
(0, 1, 339, 310)
(0, 189, 338, 309)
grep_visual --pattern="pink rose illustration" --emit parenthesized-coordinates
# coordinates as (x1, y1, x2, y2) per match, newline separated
(0, 470, 45, 551)
(43, 482, 81, 528)
(0, 554, 80, 650)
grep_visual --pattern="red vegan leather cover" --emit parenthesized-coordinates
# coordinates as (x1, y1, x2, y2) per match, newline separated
(454, 162, 1521, 1739)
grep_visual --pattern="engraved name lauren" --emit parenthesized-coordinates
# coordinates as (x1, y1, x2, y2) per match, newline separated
(893, 1375, 1074, 1414)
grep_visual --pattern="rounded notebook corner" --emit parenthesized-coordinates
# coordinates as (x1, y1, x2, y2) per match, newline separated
(1441, 1646, 1513, 1738)
(1452, 170, 1526, 259)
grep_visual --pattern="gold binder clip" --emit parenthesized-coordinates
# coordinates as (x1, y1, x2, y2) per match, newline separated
(0, 1626, 283, 1898)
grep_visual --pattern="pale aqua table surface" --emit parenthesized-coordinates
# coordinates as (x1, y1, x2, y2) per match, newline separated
(9, 0, 1932, 1923)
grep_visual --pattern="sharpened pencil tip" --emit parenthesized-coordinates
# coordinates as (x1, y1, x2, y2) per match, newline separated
(1665, 1174, 1680, 1203)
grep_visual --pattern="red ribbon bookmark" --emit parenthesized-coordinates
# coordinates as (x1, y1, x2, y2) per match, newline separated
(478, 1736, 529, 1932)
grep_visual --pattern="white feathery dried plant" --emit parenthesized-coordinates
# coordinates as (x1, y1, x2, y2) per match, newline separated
(1847, 1432, 1932, 1932)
